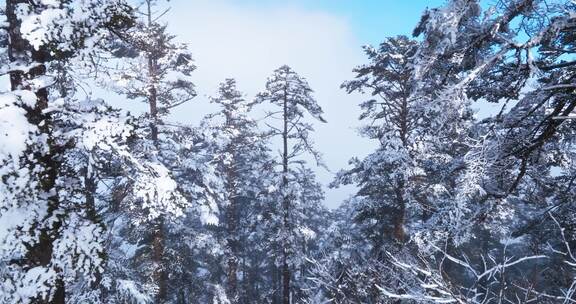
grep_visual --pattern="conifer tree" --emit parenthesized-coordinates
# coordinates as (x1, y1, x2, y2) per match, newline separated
(201, 78, 272, 302)
(257, 65, 326, 304)
(337, 36, 420, 245)
(99, 0, 200, 302)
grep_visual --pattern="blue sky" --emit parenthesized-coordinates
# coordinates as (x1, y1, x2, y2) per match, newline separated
(217, 0, 447, 45)
(118, 0, 452, 208)
(294, 0, 447, 44)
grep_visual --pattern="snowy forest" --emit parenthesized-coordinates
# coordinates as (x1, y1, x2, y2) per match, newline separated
(1, 0, 576, 303)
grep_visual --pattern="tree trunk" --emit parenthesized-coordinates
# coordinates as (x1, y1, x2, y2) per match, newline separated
(226, 169, 238, 301)
(394, 96, 409, 243)
(148, 65, 166, 303)
(393, 181, 406, 243)
(148, 58, 159, 144)
(145, 2, 166, 301)
(146, 0, 159, 146)
(7, 1, 65, 303)
(281, 92, 291, 304)
(223, 110, 239, 301)
(152, 218, 167, 303)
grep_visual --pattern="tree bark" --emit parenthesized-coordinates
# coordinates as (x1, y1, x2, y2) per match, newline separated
(144, 2, 166, 302)
(393, 181, 406, 243)
(152, 218, 166, 302)
(148, 54, 167, 304)
(225, 115, 239, 301)
(281, 90, 291, 304)
(393, 96, 409, 243)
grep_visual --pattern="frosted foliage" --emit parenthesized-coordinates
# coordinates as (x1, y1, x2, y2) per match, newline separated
(0, 92, 40, 260)
(212, 285, 231, 304)
(0, 92, 37, 165)
(0, 91, 49, 302)
(116, 280, 152, 304)
(17, 0, 129, 53)
(52, 214, 105, 279)
(256, 65, 327, 279)
(411, 0, 480, 84)
(258, 65, 326, 124)
(2, 0, 576, 303)
(131, 162, 186, 219)
(337, 34, 476, 251)
(1, 0, 132, 295)
(103, 21, 197, 113)
(355, 1, 576, 303)
(0, 98, 133, 303)
(102, 127, 202, 222)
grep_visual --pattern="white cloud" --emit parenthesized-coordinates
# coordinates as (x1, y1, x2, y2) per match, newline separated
(164, 0, 376, 208)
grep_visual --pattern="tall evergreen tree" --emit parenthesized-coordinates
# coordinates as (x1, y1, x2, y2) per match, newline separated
(99, 0, 203, 302)
(200, 78, 272, 302)
(257, 65, 326, 304)
(337, 36, 422, 245)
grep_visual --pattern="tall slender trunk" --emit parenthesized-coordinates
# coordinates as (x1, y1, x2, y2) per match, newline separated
(7, 1, 64, 303)
(148, 57, 167, 303)
(146, 2, 166, 302)
(226, 118, 239, 301)
(271, 257, 279, 304)
(300, 200, 308, 277)
(393, 181, 406, 243)
(281, 91, 291, 304)
(152, 217, 166, 302)
(146, 0, 159, 146)
(393, 96, 409, 243)
(227, 207, 239, 300)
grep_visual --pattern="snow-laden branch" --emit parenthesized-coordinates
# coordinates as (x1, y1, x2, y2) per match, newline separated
(379, 247, 548, 304)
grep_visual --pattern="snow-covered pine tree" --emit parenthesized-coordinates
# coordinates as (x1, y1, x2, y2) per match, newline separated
(256, 65, 326, 304)
(336, 29, 477, 250)
(0, 0, 132, 303)
(97, 0, 204, 302)
(324, 35, 465, 302)
(240, 153, 327, 304)
(199, 78, 273, 302)
(336, 36, 421, 245)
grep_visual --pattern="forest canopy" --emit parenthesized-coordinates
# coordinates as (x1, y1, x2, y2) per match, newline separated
(0, 0, 575, 303)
